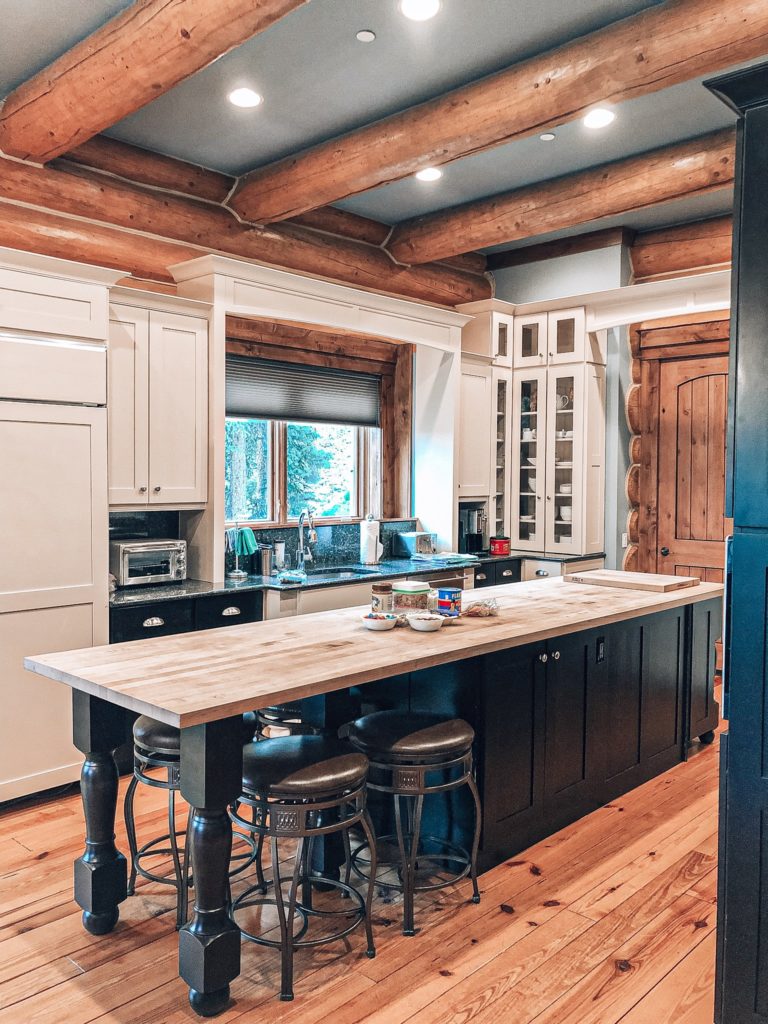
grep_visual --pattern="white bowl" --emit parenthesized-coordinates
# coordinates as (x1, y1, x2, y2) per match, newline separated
(362, 614, 398, 631)
(407, 614, 444, 633)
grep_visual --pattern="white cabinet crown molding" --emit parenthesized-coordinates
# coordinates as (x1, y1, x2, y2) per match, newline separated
(168, 254, 471, 352)
(0, 246, 125, 287)
(109, 284, 212, 317)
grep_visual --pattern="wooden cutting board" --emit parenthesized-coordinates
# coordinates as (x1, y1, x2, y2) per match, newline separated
(563, 569, 700, 592)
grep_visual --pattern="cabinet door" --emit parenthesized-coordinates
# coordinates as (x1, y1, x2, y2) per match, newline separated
(547, 308, 586, 365)
(479, 644, 546, 854)
(511, 368, 547, 550)
(458, 362, 493, 496)
(491, 313, 514, 366)
(543, 631, 598, 827)
(108, 304, 149, 505)
(545, 367, 584, 555)
(298, 582, 373, 614)
(491, 368, 512, 538)
(148, 311, 208, 504)
(473, 565, 495, 588)
(513, 313, 547, 367)
(688, 597, 721, 743)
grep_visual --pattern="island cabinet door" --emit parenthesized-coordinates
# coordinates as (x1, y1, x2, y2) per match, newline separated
(542, 629, 601, 830)
(477, 643, 547, 859)
(595, 609, 685, 803)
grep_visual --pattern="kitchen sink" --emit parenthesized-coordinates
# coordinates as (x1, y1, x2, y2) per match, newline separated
(304, 566, 379, 580)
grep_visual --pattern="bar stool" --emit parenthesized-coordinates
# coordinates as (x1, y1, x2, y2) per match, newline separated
(229, 735, 377, 1002)
(123, 715, 256, 929)
(344, 710, 481, 936)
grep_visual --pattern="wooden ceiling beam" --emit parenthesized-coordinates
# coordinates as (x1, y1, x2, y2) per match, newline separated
(229, 0, 765, 223)
(487, 227, 634, 271)
(387, 129, 735, 265)
(0, 0, 309, 162)
(630, 215, 733, 280)
(0, 157, 490, 305)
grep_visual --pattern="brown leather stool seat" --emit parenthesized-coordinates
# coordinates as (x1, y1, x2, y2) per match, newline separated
(133, 715, 180, 757)
(346, 711, 474, 764)
(231, 734, 377, 1002)
(241, 736, 368, 798)
(345, 709, 481, 937)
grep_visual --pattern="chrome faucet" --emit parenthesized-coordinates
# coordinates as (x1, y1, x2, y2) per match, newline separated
(297, 510, 317, 570)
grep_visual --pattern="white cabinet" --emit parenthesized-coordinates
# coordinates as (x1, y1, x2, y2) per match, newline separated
(491, 367, 512, 539)
(460, 305, 514, 366)
(514, 308, 605, 368)
(513, 313, 547, 367)
(457, 359, 494, 497)
(0, 402, 108, 801)
(511, 362, 605, 556)
(264, 581, 372, 620)
(108, 302, 208, 507)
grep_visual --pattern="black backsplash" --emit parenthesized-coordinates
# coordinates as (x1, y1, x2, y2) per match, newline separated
(109, 511, 181, 541)
(223, 519, 418, 574)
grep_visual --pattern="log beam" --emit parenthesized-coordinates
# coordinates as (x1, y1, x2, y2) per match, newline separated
(388, 129, 735, 265)
(0, 0, 308, 162)
(630, 215, 733, 280)
(488, 227, 634, 271)
(229, 0, 766, 223)
(0, 159, 490, 305)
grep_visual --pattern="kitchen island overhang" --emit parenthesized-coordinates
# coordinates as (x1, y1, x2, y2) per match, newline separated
(23, 576, 723, 1018)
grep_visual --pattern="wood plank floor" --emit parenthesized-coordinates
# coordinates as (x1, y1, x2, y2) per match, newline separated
(0, 737, 720, 1024)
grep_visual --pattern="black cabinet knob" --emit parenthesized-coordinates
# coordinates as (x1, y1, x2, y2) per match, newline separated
(660, 547, 670, 556)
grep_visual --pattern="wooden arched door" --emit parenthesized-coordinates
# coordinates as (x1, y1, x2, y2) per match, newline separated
(657, 356, 729, 581)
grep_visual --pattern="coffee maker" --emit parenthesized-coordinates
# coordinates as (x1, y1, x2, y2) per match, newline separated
(458, 504, 486, 554)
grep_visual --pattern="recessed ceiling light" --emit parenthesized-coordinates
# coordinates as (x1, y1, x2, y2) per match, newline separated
(356, 29, 376, 42)
(415, 167, 442, 182)
(400, 0, 441, 21)
(583, 107, 615, 129)
(228, 87, 263, 109)
(540, 132, 556, 141)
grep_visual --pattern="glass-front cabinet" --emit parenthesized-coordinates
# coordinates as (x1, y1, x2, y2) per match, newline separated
(511, 368, 547, 550)
(492, 368, 512, 539)
(511, 363, 605, 555)
(513, 308, 588, 368)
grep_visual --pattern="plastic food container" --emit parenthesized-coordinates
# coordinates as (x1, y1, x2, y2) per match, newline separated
(393, 580, 432, 613)
(371, 582, 394, 614)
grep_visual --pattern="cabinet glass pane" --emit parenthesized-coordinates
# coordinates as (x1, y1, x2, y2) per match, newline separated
(497, 322, 508, 359)
(517, 377, 540, 546)
(556, 318, 576, 356)
(553, 375, 575, 545)
(521, 323, 539, 359)
(495, 378, 507, 536)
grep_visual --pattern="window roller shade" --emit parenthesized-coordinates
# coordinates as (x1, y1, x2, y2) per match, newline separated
(226, 354, 381, 427)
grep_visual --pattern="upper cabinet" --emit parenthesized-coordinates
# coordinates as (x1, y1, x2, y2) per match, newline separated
(108, 301, 208, 507)
(458, 301, 514, 367)
(514, 307, 603, 367)
(457, 359, 494, 497)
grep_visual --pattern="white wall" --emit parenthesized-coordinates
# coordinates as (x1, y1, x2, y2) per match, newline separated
(412, 345, 460, 551)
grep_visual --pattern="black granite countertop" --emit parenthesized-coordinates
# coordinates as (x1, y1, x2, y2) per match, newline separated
(109, 557, 481, 608)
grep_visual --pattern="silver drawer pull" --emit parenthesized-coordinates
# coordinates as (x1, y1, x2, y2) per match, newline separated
(552, 650, 561, 660)
(539, 653, 548, 663)
(222, 606, 241, 617)
(142, 616, 164, 628)
(502, 569, 514, 577)
(476, 573, 488, 581)
(535, 569, 550, 577)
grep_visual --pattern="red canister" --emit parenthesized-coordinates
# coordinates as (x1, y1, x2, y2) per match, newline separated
(490, 536, 511, 556)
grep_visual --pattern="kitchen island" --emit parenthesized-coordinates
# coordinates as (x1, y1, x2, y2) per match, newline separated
(24, 576, 722, 1017)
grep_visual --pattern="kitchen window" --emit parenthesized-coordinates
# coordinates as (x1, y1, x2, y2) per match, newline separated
(224, 316, 412, 525)
(225, 415, 380, 525)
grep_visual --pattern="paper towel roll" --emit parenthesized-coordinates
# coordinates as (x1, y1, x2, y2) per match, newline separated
(360, 517, 383, 564)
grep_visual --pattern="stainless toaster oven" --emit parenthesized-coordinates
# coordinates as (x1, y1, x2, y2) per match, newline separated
(109, 539, 187, 587)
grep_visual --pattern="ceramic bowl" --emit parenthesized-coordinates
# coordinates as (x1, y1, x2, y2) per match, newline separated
(407, 613, 445, 633)
(362, 614, 398, 631)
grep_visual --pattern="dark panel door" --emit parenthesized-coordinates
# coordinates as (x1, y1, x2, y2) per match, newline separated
(657, 355, 730, 582)
(600, 621, 643, 790)
(689, 597, 722, 744)
(543, 630, 597, 827)
(639, 609, 685, 769)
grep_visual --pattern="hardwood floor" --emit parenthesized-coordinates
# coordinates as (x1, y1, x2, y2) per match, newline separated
(0, 738, 719, 1024)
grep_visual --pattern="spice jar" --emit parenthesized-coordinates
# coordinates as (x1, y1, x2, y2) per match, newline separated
(371, 582, 394, 614)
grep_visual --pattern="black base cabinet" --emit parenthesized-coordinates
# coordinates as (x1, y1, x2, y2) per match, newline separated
(350, 602, 719, 873)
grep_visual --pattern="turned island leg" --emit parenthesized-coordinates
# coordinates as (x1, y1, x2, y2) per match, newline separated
(72, 691, 130, 935)
(179, 718, 243, 1018)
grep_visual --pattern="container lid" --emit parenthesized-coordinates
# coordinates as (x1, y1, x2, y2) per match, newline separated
(392, 580, 431, 593)
(372, 582, 393, 591)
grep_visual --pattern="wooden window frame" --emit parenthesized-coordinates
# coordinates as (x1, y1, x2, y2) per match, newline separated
(224, 315, 412, 529)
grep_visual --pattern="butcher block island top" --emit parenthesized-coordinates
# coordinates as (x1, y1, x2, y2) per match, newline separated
(25, 576, 723, 729)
